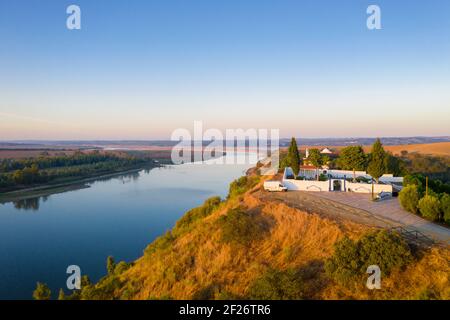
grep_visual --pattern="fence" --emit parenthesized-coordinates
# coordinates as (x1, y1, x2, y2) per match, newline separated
(389, 226, 435, 248)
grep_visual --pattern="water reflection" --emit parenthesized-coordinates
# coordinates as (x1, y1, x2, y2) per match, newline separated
(12, 196, 45, 211)
(4, 171, 146, 211)
(94, 171, 141, 184)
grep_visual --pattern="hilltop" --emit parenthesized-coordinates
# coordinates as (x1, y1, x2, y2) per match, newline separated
(55, 173, 450, 300)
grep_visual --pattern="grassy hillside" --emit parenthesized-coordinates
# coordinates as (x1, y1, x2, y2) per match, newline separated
(57, 175, 450, 300)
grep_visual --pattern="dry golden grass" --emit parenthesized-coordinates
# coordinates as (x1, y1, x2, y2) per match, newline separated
(379, 142, 450, 157)
(112, 180, 450, 300)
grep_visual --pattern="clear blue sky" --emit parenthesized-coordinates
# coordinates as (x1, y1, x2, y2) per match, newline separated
(0, 0, 449, 139)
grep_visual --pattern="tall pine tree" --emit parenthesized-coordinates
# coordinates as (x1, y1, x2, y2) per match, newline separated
(287, 137, 301, 176)
(367, 138, 386, 183)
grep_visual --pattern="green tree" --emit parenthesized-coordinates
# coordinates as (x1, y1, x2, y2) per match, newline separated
(418, 195, 441, 221)
(33, 282, 51, 300)
(384, 153, 406, 177)
(367, 138, 386, 183)
(321, 155, 331, 167)
(399, 184, 420, 214)
(307, 149, 322, 181)
(403, 174, 426, 196)
(441, 193, 450, 225)
(287, 138, 301, 176)
(337, 146, 367, 182)
(12, 169, 24, 184)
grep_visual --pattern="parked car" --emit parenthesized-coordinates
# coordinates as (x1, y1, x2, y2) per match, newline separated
(375, 191, 392, 200)
(263, 181, 288, 192)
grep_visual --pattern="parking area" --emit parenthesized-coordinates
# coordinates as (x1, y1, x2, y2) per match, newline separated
(314, 192, 450, 245)
(259, 189, 450, 245)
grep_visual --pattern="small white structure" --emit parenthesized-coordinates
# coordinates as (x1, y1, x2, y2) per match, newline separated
(320, 148, 333, 154)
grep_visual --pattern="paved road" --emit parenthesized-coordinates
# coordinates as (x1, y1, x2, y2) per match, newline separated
(314, 192, 450, 245)
(260, 191, 450, 245)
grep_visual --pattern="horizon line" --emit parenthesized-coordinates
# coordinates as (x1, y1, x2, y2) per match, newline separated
(1, 135, 449, 143)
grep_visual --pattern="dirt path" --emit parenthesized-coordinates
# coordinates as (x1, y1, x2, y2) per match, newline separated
(258, 191, 450, 245)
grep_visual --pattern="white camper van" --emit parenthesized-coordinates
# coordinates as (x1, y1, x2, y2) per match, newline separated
(264, 181, 288, 192)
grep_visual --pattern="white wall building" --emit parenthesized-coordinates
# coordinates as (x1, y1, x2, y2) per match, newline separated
(283, 167, 400, 194)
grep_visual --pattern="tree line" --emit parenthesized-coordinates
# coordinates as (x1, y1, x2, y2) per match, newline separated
(280, 137, 404, 182)
(0, 152, 150, 192)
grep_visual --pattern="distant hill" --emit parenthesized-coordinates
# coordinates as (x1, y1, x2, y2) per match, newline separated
(280, 136, 450, 147)
(2, 136, 449, 153)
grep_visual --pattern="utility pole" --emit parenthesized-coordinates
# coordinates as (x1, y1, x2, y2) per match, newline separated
(371, 181, 374, 200)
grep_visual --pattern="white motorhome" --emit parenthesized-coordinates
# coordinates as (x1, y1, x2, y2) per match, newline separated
(264, 181, 288, 192)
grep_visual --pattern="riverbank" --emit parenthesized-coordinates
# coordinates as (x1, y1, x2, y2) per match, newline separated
(0, 164, 160, 203)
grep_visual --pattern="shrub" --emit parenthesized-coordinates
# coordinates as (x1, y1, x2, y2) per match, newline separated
(248, 268, 306, 300)
(107, 256, 116, 274)
(191, 284, 217, 300)
(144, 231, 175, 255)
(33, 282, 52, 300)
(416, 288, 440, 300)
(175, 196, 222, 232)
(80, 275, 123, 300)
(218, 207, 268, 246)
(114, 261, 132, 275)
(441, 193, 450, 225)
(228, 176, 260, 198)
(57, 288, 66, 300)
(63, 275, 92, 300)
(216, 291, 242, 300)
(358, 231, 413, 275)
(418, 195, 441, 221)
(325, 230, 413, 286)
(399, 185, 420, 214)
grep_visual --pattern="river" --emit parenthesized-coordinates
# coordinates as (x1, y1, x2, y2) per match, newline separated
(0, 153, 254, 299)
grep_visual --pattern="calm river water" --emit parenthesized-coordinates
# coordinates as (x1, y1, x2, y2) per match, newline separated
(0, 153, 253, 299)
